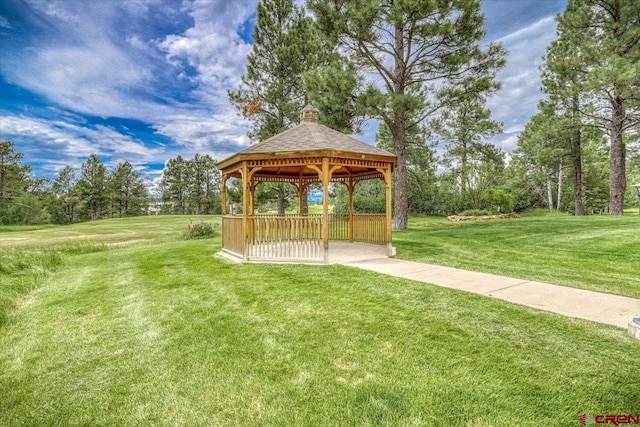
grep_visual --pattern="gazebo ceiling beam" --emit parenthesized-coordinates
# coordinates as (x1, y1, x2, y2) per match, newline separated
(219, 153, 394, 173)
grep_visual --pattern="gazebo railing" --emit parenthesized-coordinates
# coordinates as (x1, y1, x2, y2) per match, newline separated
(249, 215, 323, 261)
(222, 213, 388, 261)
(222, 216, 243, 256)
(327, 213, 386, 243)
(352, 214, 386, 244)
(329, 214, 349, 240)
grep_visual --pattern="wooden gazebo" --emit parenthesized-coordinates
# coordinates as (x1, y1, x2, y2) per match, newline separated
(217, 104, 396, 263)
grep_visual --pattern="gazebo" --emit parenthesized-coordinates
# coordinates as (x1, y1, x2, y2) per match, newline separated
(217, 104, 396, 263)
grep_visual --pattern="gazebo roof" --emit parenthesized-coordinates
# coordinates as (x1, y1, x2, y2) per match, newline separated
(239, 121, 394, 158)
(217, 104, 395, 173)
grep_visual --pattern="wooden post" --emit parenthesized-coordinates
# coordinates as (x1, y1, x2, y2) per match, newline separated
(241, 162, 249, 261)
(246, 169, 262, 247)
(322, 158, 330, 263)
(249, 182, 257, 216)
(296, 179, 305, 216)
(348, 177, 355, 242)
(384, 167, 393, 255)
(378, 166, 393, 256)
(221, 175, 228, 215)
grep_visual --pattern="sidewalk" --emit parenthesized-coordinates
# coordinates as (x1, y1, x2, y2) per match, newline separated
(342, 257, 640, 329)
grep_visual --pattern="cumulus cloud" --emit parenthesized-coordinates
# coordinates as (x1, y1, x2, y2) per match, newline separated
(158, 0, 255, 106)
(0, 0, 257, 180)
(488, 16, 559, 152)
(0, 113, 163, 173)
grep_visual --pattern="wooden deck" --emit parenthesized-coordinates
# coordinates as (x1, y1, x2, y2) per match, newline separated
(219, 241, 392, 264)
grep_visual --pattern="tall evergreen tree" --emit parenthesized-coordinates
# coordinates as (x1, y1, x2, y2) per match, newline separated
(76, 154, 109, 221)
(308, 0, 506, 229)
(540, 1, 593, 216)
(558, 0, 640, 215)
(186, 154, 220, 215)
(436, 96, 503, 194)
(0, 141, 30, 204)
(228, 0, 325, 141)
(0, 141, 40, 224)
(159, 155, 188, 215)
(50, 165, 79, 224)
(111, 161, 149, 217)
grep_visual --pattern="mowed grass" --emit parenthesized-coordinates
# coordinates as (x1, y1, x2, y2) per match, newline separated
(0, 215, 214, 248)
(0, 216, 219, 326)
(394, 212, 640, 298)
(1, 214, 639, 425)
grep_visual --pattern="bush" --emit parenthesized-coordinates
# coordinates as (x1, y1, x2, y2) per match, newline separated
(184, 221, 218, 240)
(480, 189, 515, 214)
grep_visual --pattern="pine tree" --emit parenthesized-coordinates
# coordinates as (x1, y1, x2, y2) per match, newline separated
(436, 96, 503, 195)
(558, 0, 640, 215)
(0, 141, 30, 203)
(228, 0, 325, 141)
(76, 154, 109, 221)
(111, 161, 149, 217)
(186, 154, 220, 215)
(0, 141, 35, 224)
(159, 155, 188, 215)
(308, 0, 506, 229)
(51, 165, 79, 223)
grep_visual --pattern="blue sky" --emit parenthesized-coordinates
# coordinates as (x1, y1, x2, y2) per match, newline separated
(0, 0, 567, 193)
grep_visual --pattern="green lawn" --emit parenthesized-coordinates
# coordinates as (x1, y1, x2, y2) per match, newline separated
(1, 214, 639, 426)
(394, 212, 640, 298)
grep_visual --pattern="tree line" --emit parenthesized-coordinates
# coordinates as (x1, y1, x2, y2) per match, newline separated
(4, 0, 639, 225)
(157, 153, 222, 216)
(0, 141, 222, 225)
(515, 0, 639, 216)
(228, 0, 639, 219)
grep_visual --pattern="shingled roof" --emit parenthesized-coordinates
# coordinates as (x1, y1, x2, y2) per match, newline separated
(220, 104, 395, 162)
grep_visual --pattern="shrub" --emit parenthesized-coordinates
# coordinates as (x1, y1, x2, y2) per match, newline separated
(184, 221, 218, 240)
(480, 189, 515, 214)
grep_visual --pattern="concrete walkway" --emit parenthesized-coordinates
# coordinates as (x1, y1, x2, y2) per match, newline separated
(342, 257, 640, 329)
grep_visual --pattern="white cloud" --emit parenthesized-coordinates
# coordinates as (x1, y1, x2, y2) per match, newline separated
(0, 15, 11, 29)
(487, 16, 558, 152)
(158, 0, 256, 105)
(0, 113, 164, 173)
(1, 0, 259, 180)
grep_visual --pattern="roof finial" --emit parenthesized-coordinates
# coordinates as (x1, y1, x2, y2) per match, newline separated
(300, 103, 319, 124)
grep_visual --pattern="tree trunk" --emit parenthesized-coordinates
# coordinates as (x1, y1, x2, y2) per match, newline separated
(609, 96, 626, 215)
(460, 143, 468, 193)
(557, 158, 563, 211)
(277, 186, 286, 216)
(572, 126, 584, 216)
(392, 23, 408, 230)
(547, 179, 554, 212)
